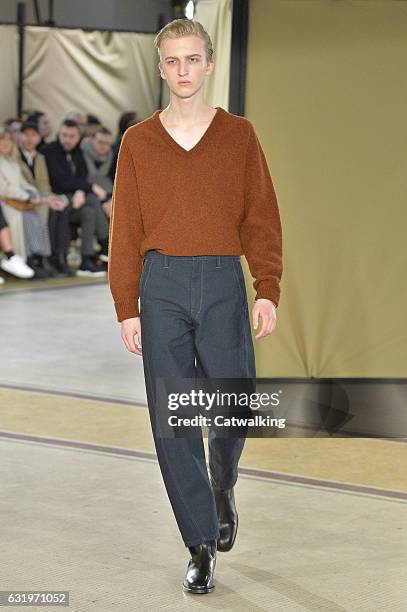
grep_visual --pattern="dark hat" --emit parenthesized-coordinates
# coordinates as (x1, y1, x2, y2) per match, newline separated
(20, 121, 40, 133)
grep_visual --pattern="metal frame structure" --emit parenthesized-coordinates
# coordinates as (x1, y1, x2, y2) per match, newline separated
(6, 0, 249, 122)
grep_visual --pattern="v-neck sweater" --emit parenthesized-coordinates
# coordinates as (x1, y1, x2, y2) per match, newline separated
(108, 106, 283, 322)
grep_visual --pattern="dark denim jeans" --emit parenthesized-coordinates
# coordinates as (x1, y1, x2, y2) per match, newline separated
(139, 249, 256, 547)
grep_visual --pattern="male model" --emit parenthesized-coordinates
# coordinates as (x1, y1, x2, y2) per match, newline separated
(108, 19, 283, 595)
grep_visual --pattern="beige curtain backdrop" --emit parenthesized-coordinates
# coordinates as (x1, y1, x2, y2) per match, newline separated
(160, 0, 231, 110)
(246, 1, 407, 378)
(0, 25, 18, 121)
(23, 26, 160, 135)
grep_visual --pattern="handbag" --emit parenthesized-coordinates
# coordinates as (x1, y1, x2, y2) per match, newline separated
(1, 197, 36, 211)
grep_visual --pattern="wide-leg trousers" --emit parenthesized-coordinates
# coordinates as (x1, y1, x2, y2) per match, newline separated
(139, 249, 256, 547)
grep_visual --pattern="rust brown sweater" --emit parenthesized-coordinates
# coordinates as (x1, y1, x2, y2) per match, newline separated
(108, 106, 283, 322)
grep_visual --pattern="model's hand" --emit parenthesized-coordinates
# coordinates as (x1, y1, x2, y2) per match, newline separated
(252, 299, 277, 339)
(121, 317, 142, 355)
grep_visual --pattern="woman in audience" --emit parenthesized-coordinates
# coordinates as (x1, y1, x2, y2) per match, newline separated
(0, 125, 58, 278)
(4, 118, 23, 149)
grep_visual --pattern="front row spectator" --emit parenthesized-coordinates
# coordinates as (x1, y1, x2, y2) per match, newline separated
(65, 112, 87, 137)
(109, 111, 140, 182)
(84, 114, 102, 138)
(42, 119, 109, 276)
(0, 206, 35, 282)
(26, 111, 53, 153)
(0, 125, 57, 279)
(81, 126, 113, 224)
(18, 121, 73, 276)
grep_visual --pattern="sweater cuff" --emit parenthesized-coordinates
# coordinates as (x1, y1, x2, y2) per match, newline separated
(254, 280, 280, 308)
(114, 297, 140, 322)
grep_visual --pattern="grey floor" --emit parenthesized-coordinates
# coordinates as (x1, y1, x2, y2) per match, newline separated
(0, 437, 406, 612)
(0, 284, 146, 404)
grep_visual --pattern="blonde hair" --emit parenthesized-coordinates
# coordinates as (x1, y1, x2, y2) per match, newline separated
(0, 124, 18, 159)
(154, 18, 214, 64)
(0, 124, 12, 138)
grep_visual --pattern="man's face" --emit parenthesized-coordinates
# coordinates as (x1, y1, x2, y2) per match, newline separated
(58, 125, 81, 151)
(158, 35, 214, 99)
(0, 133, 14, 156)
(38, 114, 51, 138)
(21, 128, 41, 152)
(92, 132, 112, 156)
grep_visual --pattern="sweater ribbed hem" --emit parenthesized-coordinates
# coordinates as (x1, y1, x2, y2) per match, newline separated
(114, 298, 140, 322)
(254, 281, 280, 308)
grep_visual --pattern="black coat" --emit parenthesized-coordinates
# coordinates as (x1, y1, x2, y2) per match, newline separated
(42, 139, 92, 195)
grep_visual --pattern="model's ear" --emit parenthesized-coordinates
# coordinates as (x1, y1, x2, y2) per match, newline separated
(158, 62, 166, 80)
(206, 60, 215, 76)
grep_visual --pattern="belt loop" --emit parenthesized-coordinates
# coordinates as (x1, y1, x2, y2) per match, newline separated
(216, 255, 221, 268)
(164, 254, 169, 268)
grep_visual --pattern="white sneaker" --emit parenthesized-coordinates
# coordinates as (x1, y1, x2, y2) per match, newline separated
(0, 275, 4, 284)
(0, 254, 35, 279)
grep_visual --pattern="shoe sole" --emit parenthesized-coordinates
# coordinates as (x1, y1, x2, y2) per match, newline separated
(0, 267, 34, 279)
(75, 270, 106, 277)
(182, 584, 215, 594)
(1, 273, 34, 279)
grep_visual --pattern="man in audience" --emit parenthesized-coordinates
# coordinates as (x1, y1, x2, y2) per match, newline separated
(65, 112, 87, 137)
(17, 121, 73, 276)
(42, 119, 109, 276)
(81, 126, 113, 227)
(84, 115, 102, 138)
(109, 111, 139, 182)
(26, 112, 53, 153)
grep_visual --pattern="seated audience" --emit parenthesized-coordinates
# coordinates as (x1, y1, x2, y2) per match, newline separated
(17, 121, 73, 276)
(42, 119, 109, 276)
(0, 125, 57, 279)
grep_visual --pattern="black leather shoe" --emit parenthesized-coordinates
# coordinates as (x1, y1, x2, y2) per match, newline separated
(210, 473, 238, 552)
(182, 539, 216, 594)
(41, 255, 63, 278)
(26, 255, 51, 279)
(53, 252, 74, 277)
